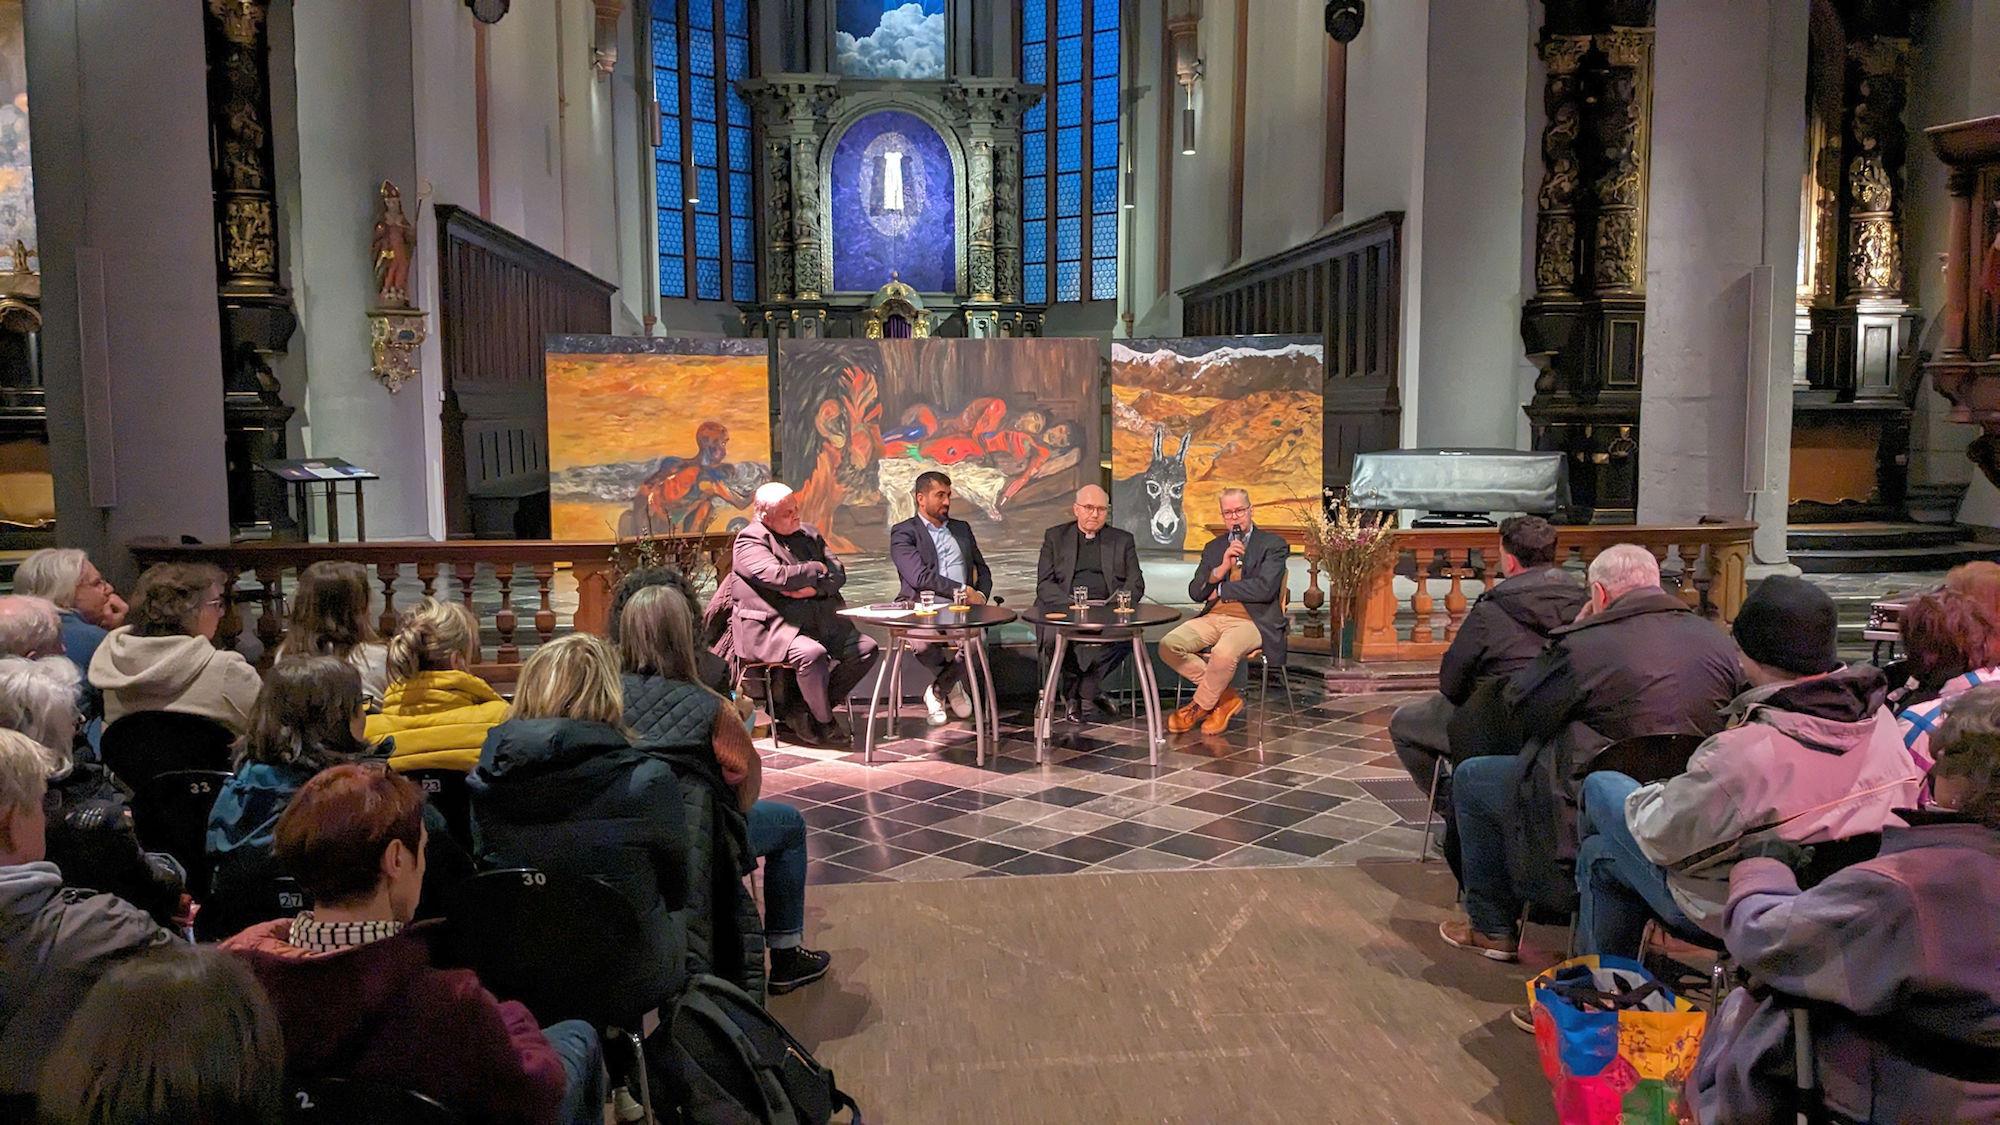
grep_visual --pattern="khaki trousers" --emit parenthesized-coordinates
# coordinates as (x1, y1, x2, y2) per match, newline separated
(1159, 613, 1262, 709)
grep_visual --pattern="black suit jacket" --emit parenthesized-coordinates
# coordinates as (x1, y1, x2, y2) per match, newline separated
(888, 515, 992, 601)
(1186, 526, 1290, 666)
(1035, 522, 1144, 611)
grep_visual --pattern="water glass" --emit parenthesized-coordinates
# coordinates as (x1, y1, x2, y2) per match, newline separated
(950, 584, 969, 610)
(1114, 589, 1133, 614)
(1072, 585, 1089, 611)
(917, 590, 937, 614)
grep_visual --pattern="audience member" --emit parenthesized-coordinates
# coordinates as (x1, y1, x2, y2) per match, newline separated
(1161, 488, 1290, 734)
(1573, 575, 1921, 957)
(224, 763, 600, 1125)
(620, 584, 830, 994)
(205, 658, 467, 938)
(888, 470, 992, 725)
(14, 547, 126, 678)
(1692, 685, 2000, 1124)
(1946, 559, 2000, 618)
(0, 658, 186, 926)
(0, 594, 64, 661)
(1441, 544, 1740, 961)
(0, 728, 172, 1109)
(1389, 516, 1584, 875)
(469, 634, 690, 1008)
(366, 598, 510, 772)
(275, 561, 389, 702)
(610, 565, 735, 695)
(1893, 588, 2000, 776)
(37, 945, 286, 1125)
(1034, 484, 1144, 720)
(89, 563, 262, 731)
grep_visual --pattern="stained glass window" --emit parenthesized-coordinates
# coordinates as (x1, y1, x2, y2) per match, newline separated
(1022, 0, 1119, 304)
(652, 0, 757, 304)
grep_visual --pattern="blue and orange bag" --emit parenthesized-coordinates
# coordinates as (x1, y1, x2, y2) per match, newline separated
(1526, 955, 1707, 1125)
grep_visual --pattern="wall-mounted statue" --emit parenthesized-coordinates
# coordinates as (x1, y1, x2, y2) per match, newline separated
(372, 180, 416, 310)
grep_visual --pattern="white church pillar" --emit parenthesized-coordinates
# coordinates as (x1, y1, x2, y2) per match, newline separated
(1639, 0, 1806, 566)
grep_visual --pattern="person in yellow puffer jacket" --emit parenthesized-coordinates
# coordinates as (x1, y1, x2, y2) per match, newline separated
(366, 600, 509, 772)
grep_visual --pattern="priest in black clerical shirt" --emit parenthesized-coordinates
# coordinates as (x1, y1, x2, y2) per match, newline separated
(1035, 484, 1145, 720)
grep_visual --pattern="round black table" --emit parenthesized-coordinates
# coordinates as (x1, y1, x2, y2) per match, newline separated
(839, 603, 1018, 766)
(1021, 602, 1182, 765)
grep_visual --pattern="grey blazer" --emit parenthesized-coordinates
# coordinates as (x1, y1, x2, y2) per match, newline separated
(1185, 527, 1290, 666)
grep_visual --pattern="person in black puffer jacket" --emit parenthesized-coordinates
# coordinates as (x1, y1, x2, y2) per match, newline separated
(468, 634, 689, 1011)
(620, 584, 830, 998)
(0, 657, 186, 927)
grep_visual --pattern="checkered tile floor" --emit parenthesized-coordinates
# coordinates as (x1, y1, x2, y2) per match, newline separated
(753, 684, 1433, 885)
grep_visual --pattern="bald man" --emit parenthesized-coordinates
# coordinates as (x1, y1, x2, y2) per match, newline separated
(1035, 485, 1145, 720)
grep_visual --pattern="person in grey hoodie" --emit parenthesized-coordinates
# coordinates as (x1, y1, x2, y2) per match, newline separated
(0, 728, 173, 1112)
(1692, 684, 2000, 1124)
(1575, 574, 1922, 956)
(88, 563, 263, 732)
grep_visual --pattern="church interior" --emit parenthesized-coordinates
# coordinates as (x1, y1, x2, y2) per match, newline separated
(5, 0, 2000, 1122)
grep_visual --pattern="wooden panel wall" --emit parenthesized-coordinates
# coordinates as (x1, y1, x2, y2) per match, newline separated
(436, 206, 615, 538)
(1178, 211, 1402, 485)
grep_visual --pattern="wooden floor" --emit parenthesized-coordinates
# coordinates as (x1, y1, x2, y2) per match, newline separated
(769, 859, 1561, 1124)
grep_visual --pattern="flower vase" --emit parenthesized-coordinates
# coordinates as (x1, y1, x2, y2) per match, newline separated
(1302, 558, 1326, 639)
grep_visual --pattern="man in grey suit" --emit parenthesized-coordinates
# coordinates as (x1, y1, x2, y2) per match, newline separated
(1035, 484, 1144, 721)
(1160, 488, 1289, 734)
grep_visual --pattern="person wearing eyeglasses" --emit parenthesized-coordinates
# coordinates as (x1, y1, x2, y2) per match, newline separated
(1035, 484, 1144, 722)
(1160, 489, 1290, 734)
(88, 563, 263, 734)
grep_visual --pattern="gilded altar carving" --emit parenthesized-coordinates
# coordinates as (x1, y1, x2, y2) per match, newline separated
(1584, 28, 1650, 297)
(764, 139, 793, 300)
(1535, 214, 1577, 295)
(206, 0, 284, 298)
(1531, 34, 1588, 295)
(1850, 216, 1901, 293)
(223, 198, 276, 277)
(1593, 210, 1641, 293)
(208, 0, 265, 44)
(1841, 36, 1909, 300)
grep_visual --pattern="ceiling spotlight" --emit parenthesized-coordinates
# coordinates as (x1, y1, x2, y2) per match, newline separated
(1324, 0, 1365, 44)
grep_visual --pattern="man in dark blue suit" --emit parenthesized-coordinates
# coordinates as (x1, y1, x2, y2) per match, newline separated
(1160, 488, 1290, 734)
(887, 471, 993, 725)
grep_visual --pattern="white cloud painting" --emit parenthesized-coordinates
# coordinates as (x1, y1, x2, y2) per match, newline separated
(836, 1, 946, 80)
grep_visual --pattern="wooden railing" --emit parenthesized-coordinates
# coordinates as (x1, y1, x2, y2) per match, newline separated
(1348, 522, 1754, 663)
(127, 536, 734, 682)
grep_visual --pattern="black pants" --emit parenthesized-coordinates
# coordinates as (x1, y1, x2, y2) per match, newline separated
(1039, 635, 1131, 701)
(1389, 692, 1462, 882)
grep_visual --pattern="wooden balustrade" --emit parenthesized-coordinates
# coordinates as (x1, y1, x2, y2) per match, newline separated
(1349, 522, 1754, 663)
(127, 536, 735, 682)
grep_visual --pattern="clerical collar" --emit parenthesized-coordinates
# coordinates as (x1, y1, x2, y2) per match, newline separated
(1079, 525, 1098, 540)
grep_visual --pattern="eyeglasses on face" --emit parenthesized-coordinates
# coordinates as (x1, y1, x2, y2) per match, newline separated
(1075, 504, 1108, 514)
(1220, 506, 1250, 517)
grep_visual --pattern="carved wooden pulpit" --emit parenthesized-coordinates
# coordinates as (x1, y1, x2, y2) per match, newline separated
(1923, 116, 2000, 486)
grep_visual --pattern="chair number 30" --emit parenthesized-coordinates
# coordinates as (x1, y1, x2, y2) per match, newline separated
(520, 872, 546, 887)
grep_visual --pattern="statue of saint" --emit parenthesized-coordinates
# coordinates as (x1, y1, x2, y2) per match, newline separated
(881, 150, 905, 212)
(372, 180, 415, 309)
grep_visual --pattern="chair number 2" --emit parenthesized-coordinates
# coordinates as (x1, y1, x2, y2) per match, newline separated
(521, 871, 546, 887)
(294, 1092, 315, 1110)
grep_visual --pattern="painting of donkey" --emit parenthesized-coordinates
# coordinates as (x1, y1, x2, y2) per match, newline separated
(1113, 425, 1192, 551)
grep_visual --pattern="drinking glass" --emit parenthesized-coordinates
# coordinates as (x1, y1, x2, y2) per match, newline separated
(917, 590, 937, 615)
(1072, 585, 1089, 611)
(950, 584, 969, 610)
(1114, 589, 1133, 614)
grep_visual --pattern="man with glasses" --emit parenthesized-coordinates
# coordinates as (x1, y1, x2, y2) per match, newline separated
(1160, 489, 1290, 734)
(1035, 484, 1144, 721)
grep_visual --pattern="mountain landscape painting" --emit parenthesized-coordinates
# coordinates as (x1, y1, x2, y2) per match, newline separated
(1110, 336, 1324, 552)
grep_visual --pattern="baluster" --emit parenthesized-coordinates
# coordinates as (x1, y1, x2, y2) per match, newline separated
(215, 571, 245, 654)
(493, 562, 518, 665)
(1689, 544, 1717, 618)
(1355, 545, 1404, 660)
(452, 561, 478, 610)
(416, 561, 439, 601)
(1442, 548, 1471, 642)
(1409, 548, 1436, 645)
(254, 565, 285, 669)
(572, 558, 615, 636)
(376, 563, 400, 637)
(532, 563, 557, 647)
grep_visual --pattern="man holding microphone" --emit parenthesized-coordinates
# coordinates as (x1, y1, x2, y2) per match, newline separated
(1159, 488, 1290, 734)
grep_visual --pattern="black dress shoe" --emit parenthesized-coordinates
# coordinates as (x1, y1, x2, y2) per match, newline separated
(1084, 695, 1122, 719)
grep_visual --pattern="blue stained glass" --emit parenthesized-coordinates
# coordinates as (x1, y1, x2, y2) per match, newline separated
(696, 173, 720, 214)
(1023, 176, 1045, 219)
(659, 205, 684, 253)
(1057, 37, 1082, 82)
(1093, 31, 1118, 75)
(694, 214, 720, 256)
(1058, 82, 1081, 126)
(729, 172, 753, 215)
(727, 90, 750, 126)
(1057, 0, 1082, 36)
(1023, 220, 1046, 264)
(660, 115, 680, 155)
(724, 0, 748, 32)
(1091, 266, 1116, 300)
(730, 218, 753, 262)
(1094, 0, 1118, 31)
(657, 162, 682, 209)
(1023, 49, 1046, 84)
(1056, 217, 1081, 258)
(660, 258, 686, 298)
(1091, 215, 1117, 257)
(1056, 173, 1081, 215)
(696, 259, 720, 299)
(688, 0, 712, 29)
(657, 70, 679, 108)
(1024, 137, 1045, 177)
(1026, 270, 1047, 304)
(1092, 124, 1118, 165)
(725, 36, 749, 78)
(1091, 169, 1116, 211)
(689, 31, 714, 75)
(1024, 0, 1045, 41)
(652, 24, 678, 71)
(1092, 78, 1118, 121)
(728, 128, 750, 171)
(1057, 127, 1081, 172)
(691, 77, 717, 118)
(1056, 261, 1080, 301)
(693, 122, 716, 166)
(1023, 101, 1046, 133)
(731, 269, 754, 302)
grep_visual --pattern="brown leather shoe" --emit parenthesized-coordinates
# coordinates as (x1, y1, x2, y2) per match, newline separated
(1167, 701, 1209, 733)
(1438, 917, 1520, 962)
(1199, 689, 1244, 734)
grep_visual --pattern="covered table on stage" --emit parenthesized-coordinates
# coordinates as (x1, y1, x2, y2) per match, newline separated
(839, 603, 1017, 766)
(1023, 602, 1181, 766)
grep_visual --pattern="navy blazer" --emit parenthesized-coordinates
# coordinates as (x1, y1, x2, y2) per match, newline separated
(888, 515, 993, 601)
(1186, 526, 1290, 666)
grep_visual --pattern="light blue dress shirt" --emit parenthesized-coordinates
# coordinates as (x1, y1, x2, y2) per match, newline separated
(923, 515, 967, 587)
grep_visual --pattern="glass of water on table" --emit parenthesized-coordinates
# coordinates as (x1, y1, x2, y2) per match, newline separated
(1114, 589, 1133, 614)
(1072, 585, 1089, 612)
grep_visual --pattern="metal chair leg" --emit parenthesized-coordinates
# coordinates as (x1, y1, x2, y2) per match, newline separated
(1255, 658, 1269, 757)
(762, 668, 781, 751)
(1419, 756, 1448, 863)
(622, 1028, 655, 1124)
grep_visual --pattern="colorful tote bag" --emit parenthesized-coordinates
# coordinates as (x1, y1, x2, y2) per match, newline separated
(1526, 955, 1708, 1125)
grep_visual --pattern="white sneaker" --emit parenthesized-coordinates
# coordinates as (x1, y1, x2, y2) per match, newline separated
(947, 682, 974, 720)
(922, 686, 950, 725)
(612, 1086, 645, 1122)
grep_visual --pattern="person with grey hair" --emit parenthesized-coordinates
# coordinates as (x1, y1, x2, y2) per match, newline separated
(0, 726, 173, 1111)
(0, 658, 188, 928)
(0, 595, 61, 661)
(705, 480, 877, 745)
(1439, 542, 1741, 964)
(13, 548, 125, 679)
(1159, 487, 1290, 734)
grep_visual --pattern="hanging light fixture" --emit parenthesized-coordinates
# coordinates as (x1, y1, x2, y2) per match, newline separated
(684, 147, 698, 205)
(1180, 86, 1198, 156)
(1169, 9, 1203, 157)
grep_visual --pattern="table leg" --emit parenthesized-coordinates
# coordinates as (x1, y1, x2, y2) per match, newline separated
(973, 631, 1002, 755)
(325, 483, 341, 543)
(887, 642, 903, 739)
(1133, 636, 1164, 767)
(865, 637, 902, 765)
(1035, 633, 1067, 764)
(354, 483, 367, 541)
(958, 637, 986, 768)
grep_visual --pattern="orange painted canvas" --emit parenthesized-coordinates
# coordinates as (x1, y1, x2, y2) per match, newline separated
(544, 338, 773, 542)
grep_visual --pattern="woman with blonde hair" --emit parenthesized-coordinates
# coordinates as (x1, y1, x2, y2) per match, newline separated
(366, 598, 510, 771)
(275, 561, 388, 701)
(468, 634, 690, 1008)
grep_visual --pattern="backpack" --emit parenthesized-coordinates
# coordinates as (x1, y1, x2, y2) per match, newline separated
(665, 974, 862, 1125)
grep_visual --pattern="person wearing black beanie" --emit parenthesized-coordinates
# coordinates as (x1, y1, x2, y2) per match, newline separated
(1730, 575, 1840, 678)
